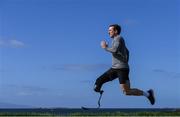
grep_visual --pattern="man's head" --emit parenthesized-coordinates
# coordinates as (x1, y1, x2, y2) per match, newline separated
(108, 24, 121, 38)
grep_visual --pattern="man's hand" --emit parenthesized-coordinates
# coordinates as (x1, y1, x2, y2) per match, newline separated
(101, 40, 108, 48)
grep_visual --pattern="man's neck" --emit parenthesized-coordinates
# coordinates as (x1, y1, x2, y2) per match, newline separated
(113, 34, 120, 39)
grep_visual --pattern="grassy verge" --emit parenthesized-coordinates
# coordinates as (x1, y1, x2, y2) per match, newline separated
(0, 111, 180, 116)
(70, 111, 180, 116)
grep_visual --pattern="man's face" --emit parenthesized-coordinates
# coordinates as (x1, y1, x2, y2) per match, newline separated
(108, 26, 117, 38)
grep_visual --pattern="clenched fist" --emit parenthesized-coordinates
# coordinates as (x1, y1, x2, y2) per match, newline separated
(101, 40, 108, 48)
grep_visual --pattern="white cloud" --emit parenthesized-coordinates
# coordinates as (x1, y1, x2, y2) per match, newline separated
(2, 84, 63, 97)
(18, 92, 33, 96)
(43, 64, 109, 72)
(0, 39, 25, 48)
(9, 39, 25, 48)
(153, 69, 180, 79)
(0, 40, 5, 46)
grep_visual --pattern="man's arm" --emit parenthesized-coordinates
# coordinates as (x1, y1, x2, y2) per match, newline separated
(104, 39, 119, 53)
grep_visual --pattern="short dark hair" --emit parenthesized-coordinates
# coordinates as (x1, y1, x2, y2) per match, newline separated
(109, 24, 121, 35)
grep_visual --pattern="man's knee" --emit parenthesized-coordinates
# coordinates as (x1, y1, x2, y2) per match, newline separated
(94, 78, 102, 92)
(95, 78, 102, 85)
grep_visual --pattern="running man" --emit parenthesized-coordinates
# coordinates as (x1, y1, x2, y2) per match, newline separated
(94, 24, 155, 105)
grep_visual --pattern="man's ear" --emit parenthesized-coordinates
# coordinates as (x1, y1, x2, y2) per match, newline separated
(115, 30, 118, 34)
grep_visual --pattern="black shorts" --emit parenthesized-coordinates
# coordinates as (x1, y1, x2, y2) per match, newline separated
(98, 68, 130, 84)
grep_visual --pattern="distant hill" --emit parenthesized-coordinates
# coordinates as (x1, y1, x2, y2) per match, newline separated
(0, 102, 33, 108)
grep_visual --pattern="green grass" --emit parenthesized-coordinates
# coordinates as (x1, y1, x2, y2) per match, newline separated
(70, 111, 180, 116)
(0, 111, 180, 116)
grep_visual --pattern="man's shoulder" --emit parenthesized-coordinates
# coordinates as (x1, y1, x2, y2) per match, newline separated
(115, 35, 124, 40)
(114, 36, 125, 45)
(120, 36, 124, 40)
(114, 35, 121, 41)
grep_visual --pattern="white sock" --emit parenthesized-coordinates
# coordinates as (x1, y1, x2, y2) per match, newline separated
(143, 91, 150, 97)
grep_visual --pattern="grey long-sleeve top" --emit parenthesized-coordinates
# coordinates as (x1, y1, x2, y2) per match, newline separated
(105, 35, 129, 69)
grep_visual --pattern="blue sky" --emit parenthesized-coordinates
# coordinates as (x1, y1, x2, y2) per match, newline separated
(0, 0, 179, 108)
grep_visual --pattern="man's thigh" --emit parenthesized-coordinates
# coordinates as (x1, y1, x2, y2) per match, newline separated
(98, 68, 118, 81)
